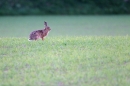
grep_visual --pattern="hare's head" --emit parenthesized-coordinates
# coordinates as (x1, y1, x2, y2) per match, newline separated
(44, 21, 51, 31)
(45, 26, 51, 31)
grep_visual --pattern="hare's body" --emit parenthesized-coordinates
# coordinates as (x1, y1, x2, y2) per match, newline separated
(28, 21, 51, 41)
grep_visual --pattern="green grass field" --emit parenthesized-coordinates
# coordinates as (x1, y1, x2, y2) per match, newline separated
(0, 15, 130, 37)
(0, 36, 130, 86)
(0, 15, 130, 86)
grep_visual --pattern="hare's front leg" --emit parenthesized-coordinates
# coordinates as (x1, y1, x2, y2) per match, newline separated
(42, 37, 44, 41)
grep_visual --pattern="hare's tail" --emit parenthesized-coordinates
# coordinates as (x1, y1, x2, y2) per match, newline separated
(28, 39, 31, 41)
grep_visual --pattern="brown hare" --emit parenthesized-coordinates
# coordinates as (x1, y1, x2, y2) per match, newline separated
(28, 21, 51, 41)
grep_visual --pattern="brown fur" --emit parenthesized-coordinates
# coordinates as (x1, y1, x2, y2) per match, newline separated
(29, 21, 51, 41)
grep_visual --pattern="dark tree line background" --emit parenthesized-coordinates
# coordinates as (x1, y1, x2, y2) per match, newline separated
(0, 0, 130, 15)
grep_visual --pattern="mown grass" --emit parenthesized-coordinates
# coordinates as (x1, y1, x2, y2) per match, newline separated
(0, 36, 130, 86)
(0, 15, 130, 37)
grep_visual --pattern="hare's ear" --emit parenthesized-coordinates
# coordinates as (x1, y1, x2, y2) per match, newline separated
(44, 21, 47, 27)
